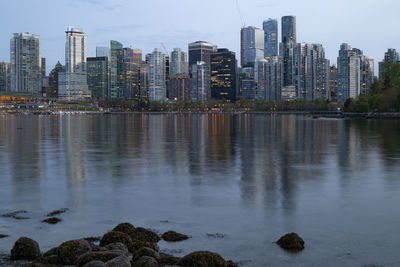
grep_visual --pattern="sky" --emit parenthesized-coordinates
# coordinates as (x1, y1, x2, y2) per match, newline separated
(1, 0, 399, 74)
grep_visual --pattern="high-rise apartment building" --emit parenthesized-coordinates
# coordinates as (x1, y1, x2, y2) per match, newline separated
(170, 74, 191, 101)
(170, 48, 188, 79)
(192, 61, 209, 102)
(280, 16, 296, 88)
(10, 33, 42, 93)
(0, 62, 11, 92)
(240, 26, 264, 68)
(281, 16, 296, 43)
(148, 48, 167, 101)
(239, 67, 255, 99)
(329, 65, 338, 102)
(140, 62, 149, 100)
(379, 48, 399, 78)
(59, 27, 90, 100)
(263, 19, 278, 58)
(210, 48, 238, 102)
(47, 61, 65, 98)
(87, 57, 109, 100)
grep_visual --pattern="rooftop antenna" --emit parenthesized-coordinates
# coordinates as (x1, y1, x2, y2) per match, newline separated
(235, 0, 245, 27)
(160, 42, 169, 56)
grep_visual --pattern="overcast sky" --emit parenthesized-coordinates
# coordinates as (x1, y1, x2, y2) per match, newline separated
(1, 0, 399, 74)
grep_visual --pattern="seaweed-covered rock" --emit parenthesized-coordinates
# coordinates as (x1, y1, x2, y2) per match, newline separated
(46, 208, 69, 217)
(158, 253, 181, 265)
(10, 237, 41, 260)
(112, 223, 135, 235)
(57, 239, 92, 265)
(178, 251, 226, 267)
(137, 247, 160, 260)
(1, 210, 30, 220)
(161, 231, 189, 242)
(42, 217, 62, 224)
(0, 234, 9, 239)
(83, 260, 106, 267)
(225, 260, 239, 267)
(100, 231, 133, 248)
(104, 242, 129, 254)
(132, 256, 158, 267)
(105, 255, 131, 267)
(276, 232, 305, 251)
(129, 228, 160, 243)
(76, 251, 124, 267)
(129, 240, 159, 253)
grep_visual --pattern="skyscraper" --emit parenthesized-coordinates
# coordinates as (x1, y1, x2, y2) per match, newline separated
(10, 33, 41, 93)
(239, 67, 255, 99)
(0, 62, 11, 92)
(280, 16, 296, 88)
(110, 40, 124, 99)
(337, 43, 351, 102)
(48, 61, 65, 98)
(329, 65, 338, 102)
(59, 27, 90, 100)
(263, 19, 278, 58)
(188, 41, 217, 68)
(254, 58, 268, 100)
(170, 74, 191, 101)
(87, 57, 109, 100)
(240, 26, 264, 68)
(281, 16, 296, 43)
(170, 48, 188, 79)
(210, 48, 238, 102)
(148, 48, 167, 101)
(192, 61, 209, 102)
(264, 57, 281, 101)
(124, 48, 141, 99)
(379, 48, 399, 78)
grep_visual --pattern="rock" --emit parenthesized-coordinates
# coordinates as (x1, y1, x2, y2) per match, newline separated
(76, 251, 125, 267)
(105, 255, 132, 267)
(10, 237, 41, 260)
(206, 233, 226, 238)
(42, 217, 62, 224)
(83, 260, 106, 267)
(137, 247, 160, 260)
(85, 236, 102, 243)
(46, 208, 69, 217)
(0, 234, 9, 239)
(100, 231, 133, 248)
(225, 260, 239, 267)
(128, 227, 160, 243)
(104, 242, 129, 254)
(161, 231, 190, 242)
(178, 251, 227, 267)
(276, 232, 305, 251)
(130, 240, 159, 253)
(1, 210, 30, 220)
(112, 223, 135, 235)
(158, 253, 181, 265)
(57, 239, 92, 265)
(132, 256, 158, 267)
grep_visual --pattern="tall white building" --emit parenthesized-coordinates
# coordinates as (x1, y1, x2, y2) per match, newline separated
(192, 61, 209, 101)
(148, 48, 166, 101)
(170, 48, 188, 79)
(59, 26, 90, 100)
(10, 33, 42, 93)
(349, 52, 360, 99)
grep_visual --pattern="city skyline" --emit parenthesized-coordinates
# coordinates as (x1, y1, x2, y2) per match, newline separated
(1, 0, 399, 74)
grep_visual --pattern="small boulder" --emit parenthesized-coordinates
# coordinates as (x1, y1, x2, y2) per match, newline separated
(128, 228, 160, 243)
(178, 251, 226, 267)
(161, 231, 190, 242)
(100, 231, 133, 248)
(46, 208, 69, 217)
(137, 247, 160, 260)
(158, 253, 180, 265)
(76, 251, 124, 267)
(83, 260, 106, 267)
(113, 223, 135, 235)
(105, 255, 131, 267)
(0, 234, 9, 239)
(132, 256, 158, 267)
(57, 239, 92, 265)
(130, 240, 159, 253)
(104, 242, 129, 254)
(10, 237, 41, 260)
(276, 232, 305, 251)
(42, 217, 62, 224)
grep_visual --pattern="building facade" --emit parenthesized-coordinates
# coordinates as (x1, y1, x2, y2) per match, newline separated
(110, 40, 124, 99)
(10, 33, 42, 93)
(87, 57, 109, 100)
(170, 48, 188, 79)
(263, 19, 278, 58)
(210, 48, 238, 102)
(0, 62, 11, 92)
(170, 74, 191, 101)
(192, 61, 209, 102)
(148, 48, 167, 101)
(124, 48, 141, 99)
(240, 26, 264, 68)
(59, 27, 90, 100)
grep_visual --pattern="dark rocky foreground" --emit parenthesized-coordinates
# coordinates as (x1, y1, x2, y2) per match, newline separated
(0, 222, 245, 267)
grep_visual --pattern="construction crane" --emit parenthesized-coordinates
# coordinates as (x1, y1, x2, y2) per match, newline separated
(235, 0, 245, 27)
(160, 42, 169, 56)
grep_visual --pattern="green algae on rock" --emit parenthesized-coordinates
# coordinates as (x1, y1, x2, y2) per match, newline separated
(42, 217, 62, 224)
(276, 232, 305, 251)
(128, 227, 160, 243)
(112, 222, 135, 235)
(46, 208, 69, 217)
(10, 237, 41, 261)
(100, 231, 133, 248)
(161, 230, 190, 242)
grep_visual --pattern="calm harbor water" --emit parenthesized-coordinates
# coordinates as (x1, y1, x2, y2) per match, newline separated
(0, 114, 400, 266)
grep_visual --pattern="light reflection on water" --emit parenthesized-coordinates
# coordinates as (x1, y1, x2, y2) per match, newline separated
(0, 114, 400, 266)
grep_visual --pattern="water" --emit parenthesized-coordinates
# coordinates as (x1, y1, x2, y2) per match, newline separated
(0, 114, 400, 266)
